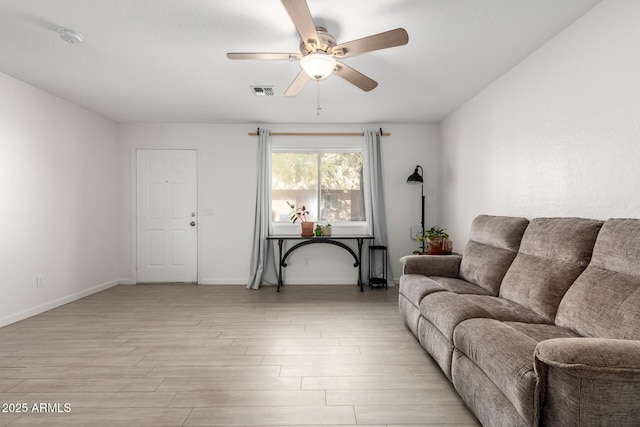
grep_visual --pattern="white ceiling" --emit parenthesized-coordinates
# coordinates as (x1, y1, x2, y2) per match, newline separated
(0, 0, 601, 124)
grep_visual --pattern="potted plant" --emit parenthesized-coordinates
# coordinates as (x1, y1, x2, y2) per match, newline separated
(415, 226, 453, 255)
(286, 201, 314, 236)
(323, 224, 332, 236)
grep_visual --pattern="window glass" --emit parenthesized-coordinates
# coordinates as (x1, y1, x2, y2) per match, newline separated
(320, 152, 365, 222)
(272, 152, 318, 222)
(272, 151, 365, 223)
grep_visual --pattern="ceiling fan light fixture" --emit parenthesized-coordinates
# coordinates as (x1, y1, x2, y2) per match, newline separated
(300, 54, 336, 80)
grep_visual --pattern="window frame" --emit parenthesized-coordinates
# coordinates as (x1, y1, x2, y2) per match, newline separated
(270, 145, 370, 236)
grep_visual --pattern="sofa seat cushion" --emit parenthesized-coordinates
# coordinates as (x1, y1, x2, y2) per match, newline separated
(399, 274, 492, 310)
(399, 274, 447, 306)
(430, 277, 494, 296)
(499, 218, 603, 322)
(420, 293, 551, 344)
(453, 319, 578, 424)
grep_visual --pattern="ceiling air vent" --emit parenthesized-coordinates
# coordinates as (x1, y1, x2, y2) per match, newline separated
(250, 86, 275, 96)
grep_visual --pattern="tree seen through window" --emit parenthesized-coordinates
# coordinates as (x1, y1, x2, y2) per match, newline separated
(272, 151, 365, 223)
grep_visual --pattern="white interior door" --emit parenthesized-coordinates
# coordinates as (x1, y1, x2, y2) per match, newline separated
(136, 149, 197, 283)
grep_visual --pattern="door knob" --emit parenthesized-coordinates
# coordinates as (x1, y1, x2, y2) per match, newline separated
(190, 221, 196, 227)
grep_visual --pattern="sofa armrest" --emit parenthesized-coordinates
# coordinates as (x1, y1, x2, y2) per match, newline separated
(534, 338, 640, 426)
(399, 254, 462, 277)
(535, 338, 640, 379)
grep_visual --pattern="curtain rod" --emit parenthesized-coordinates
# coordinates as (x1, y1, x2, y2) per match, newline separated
(248, 130, 390, 137)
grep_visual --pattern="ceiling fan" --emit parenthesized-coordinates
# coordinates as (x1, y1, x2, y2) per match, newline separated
(227, 0, 409, 97)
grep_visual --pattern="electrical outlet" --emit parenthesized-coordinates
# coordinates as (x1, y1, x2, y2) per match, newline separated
(36, 276, 44, 288)
(410, 225, 422, 240)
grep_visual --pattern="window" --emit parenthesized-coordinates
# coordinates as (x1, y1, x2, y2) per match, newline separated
(271, 150, 366, 225)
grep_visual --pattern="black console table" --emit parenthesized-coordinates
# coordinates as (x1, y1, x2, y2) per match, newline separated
(266, 234, 374, 292)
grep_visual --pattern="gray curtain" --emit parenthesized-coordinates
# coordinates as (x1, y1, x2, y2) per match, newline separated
(363, 130, 392, 286)
(246, 129, 278, 289)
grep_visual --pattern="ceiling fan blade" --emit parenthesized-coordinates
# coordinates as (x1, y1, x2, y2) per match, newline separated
(334, 61, 378, 92)
(284, 70, 310, 97)
(227, 52, 301, 61)
(333, 28, 408, 58)
(281, 0, 319, 48)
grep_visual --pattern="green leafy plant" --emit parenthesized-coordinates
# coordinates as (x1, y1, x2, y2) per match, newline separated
(286, 201, 309, 223)
(424, 226, 449, 240)
(415, 226, 449, 243)
(414, 226, 450, 254)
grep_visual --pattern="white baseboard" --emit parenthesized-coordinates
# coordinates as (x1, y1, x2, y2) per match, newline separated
(0, 279, 123, 328)
(198, 279, 247, 285)
(197, 278, 399, 286)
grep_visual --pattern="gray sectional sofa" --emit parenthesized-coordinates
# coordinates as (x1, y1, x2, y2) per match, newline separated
(399, 215, 640, 426)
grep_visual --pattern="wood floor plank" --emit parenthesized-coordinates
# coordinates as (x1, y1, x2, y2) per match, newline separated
(157, 376, 303, 392)
(169, 390, 326, 407)
(301, 375, 455, 391)
(281, 364, 415, 377)
(6, 408, 191, 426)
(326, 388, 464, 406)
(146, 366, 281, 378)
(356, 404, 480, 425)
(7, 377, 164, 393)
(0, 284, 479, 426)
(2, 391, 177, 408)
(261, 354, 383, 366)
(7, 366, 152, 379)
(245, 345, 361, 355)
(185, 405, 357, 426)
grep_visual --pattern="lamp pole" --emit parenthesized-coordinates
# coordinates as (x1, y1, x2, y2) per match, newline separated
(420, 181, 425, 253)
(406, 165, 425, 253)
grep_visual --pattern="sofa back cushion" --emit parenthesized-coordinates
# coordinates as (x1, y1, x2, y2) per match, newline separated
(556, 219, 640, 339)
(459, 215, 529, 295)
(499, 218, 603, 322)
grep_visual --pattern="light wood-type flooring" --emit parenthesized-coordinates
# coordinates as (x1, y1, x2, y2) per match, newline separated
(0, 284, 480, 426)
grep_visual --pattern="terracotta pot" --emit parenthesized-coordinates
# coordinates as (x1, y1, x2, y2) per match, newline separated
(427, 238, 452, 254)
(426, 237, 443, 254)
(300, 221, 315, 237)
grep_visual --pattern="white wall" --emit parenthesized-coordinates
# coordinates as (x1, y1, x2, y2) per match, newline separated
(118, 122, 436, 286)
(439, 0, 640, 244)
(117, 124, 256, 285)
(0, 72, 121, 326)
(9, 0, 638, 319)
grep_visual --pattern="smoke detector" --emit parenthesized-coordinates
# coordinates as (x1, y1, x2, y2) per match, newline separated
(58, 28, 83, 45)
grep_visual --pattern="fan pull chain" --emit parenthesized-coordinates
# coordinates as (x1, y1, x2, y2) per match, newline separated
(316, 79, 322, 117)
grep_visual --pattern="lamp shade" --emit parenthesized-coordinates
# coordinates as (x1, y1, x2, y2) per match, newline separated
(406, 166, 423, 183)
(300, 53, 336, 80)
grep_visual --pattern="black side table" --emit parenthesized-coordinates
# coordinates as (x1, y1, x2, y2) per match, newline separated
(368, 245, 388, 289)
(267, 234, 374, 292)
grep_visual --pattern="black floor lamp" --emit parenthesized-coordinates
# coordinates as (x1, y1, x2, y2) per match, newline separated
(407, 165, 425, 253)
